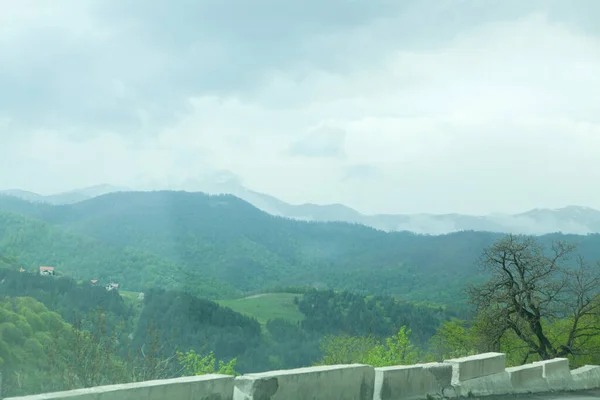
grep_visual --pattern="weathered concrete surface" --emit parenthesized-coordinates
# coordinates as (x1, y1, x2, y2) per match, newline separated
(373, 362, 454, 400)
(453, 371, 513, 398)
(572, 366, 600, 391)
(533, 358, 574, 391)
(445, 353, 507, 384)
(4, 352, 600, 400)
(3, 374, 234, 400)
(233, 364, 374, 400)
(505, 363, 548, 394)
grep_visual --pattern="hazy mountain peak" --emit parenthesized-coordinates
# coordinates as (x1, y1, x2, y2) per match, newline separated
(58, 184, 131, 197)
(554, 205, 599, 213)
(3, 184, 600, 236)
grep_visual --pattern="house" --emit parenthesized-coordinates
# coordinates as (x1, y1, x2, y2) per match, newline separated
(19, 268, 25, 273)
(90, 279, 99, 286)
(106, 282, 119, 292)
(39, 266, 55, 276)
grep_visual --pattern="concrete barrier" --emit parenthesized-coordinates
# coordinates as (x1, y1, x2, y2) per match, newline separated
(453, 371, 513, 398)
(533, 358, 574, 391)
(233, 364, 374, 400)
(506, 363, 548, 393)
(3, 374, 234, 400)
(444, 352, 506, 383)
(571, 365, 600, 391)
(373, 362, 453, 400)
(4, 353, 600, 400)
(444, 353, 511, 397)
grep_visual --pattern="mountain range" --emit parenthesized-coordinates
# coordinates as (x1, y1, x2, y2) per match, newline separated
(2, 184, 599, 235)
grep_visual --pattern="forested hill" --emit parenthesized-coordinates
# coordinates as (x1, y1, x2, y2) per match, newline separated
(2, 191, 600, 304)
(0, 210, 237, 299)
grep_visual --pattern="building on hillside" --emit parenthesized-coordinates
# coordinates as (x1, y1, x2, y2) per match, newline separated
(39, 266, 55, 276)
(106, 282, 119, 292)
(19, 268, 25, 273)
(90, 279, 99, 286)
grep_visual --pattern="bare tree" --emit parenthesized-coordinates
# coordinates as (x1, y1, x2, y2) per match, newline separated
(124, 322, 179, 382)
(467, 234, 600, 363)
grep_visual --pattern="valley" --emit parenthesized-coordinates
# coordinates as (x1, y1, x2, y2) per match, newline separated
(1, 190, 599, 397)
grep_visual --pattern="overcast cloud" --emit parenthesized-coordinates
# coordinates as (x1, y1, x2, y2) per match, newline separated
(1, 0, 600, 215)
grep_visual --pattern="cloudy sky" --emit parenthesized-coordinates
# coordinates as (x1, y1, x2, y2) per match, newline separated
(1, 0, 599, 215)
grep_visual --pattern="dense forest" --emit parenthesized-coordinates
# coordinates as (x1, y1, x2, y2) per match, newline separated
(1, 191, 600, 397)
(3, 191, 600, 304)
(0, 268, 462, 396)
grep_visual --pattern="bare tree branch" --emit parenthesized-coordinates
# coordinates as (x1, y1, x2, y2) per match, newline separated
(467, 234, 600, 361)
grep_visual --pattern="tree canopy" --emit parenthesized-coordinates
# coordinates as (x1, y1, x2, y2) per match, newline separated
(467, 234, 600, 364)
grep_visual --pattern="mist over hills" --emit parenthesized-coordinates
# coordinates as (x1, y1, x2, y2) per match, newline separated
(2, 184, 600, 235)
(2, 189, 600, 306)
(0, 184, 130, 205)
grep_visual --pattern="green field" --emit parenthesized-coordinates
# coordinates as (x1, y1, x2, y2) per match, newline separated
(121, 290, 304, 326)
(217, 293, 305, 325)
(119, 289, 141, 303)
(119, 290, 145, 314)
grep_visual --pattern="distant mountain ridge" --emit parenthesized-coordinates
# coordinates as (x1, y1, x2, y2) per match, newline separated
(3, 190, 600, 305)
(0, 184, 129, 205)
(2, 184, 599, 235)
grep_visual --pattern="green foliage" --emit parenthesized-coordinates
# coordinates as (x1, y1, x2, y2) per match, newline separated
(60, 310, 126, 388)
(298, 289, 464, 346)
(176, 350, 238, 376)
(0, 192, 499, 303)
(0, 296, 72, 396)
(132, 288, 263, 372)
(429, 319, 479, 361)
(319, 334, 378, 365)
(5, 192, 600, 397)
(217, 293, 305, 326)
(467, 235, 600, 365)
(377, 326, 420, 366)
(0, 267, 129, 325)
(0, 211, 237, 300)
(318, 326, 419, 367)
(4, 192, 600, 306)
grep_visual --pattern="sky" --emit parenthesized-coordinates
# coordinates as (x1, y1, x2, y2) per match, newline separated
(1, 0, 600, 215)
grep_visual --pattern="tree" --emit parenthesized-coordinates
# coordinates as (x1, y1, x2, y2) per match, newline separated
(366, 326, 419, 366)
(429, 319, 478, 361)
(467, 234, 600, 364)
(317, 327, 419, 367)
(176, 350, 237, 376)
(318, 334, 378, 365)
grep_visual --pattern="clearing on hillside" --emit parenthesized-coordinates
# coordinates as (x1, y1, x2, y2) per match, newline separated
(119, 290, 145, 310)
(217, 293, 304, 325)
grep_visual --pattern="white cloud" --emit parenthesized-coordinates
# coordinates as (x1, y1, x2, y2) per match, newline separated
(287, 126, 347, 158)
(1, 4, 600, 215)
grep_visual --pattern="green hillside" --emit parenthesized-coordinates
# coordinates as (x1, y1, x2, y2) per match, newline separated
(0, 210, 237, 299)
(2, 191, 600, 304)
(217, 293, 305, 325)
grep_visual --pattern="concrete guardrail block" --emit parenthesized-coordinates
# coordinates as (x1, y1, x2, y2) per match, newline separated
(451, 371, 512, 398)
(571, 365, 600, 391)
(3, 374, 234, 400)
(443, 352, 506, 383)
(373, 363, 453, 400)
(443, 353, 511, 397)
(533, 358, 574, 391)
(233, 364, 374, 400)
(506, 363, 548, 393)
